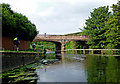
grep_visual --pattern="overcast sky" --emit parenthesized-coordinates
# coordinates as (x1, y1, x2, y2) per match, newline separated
(1, 0, 118, 35)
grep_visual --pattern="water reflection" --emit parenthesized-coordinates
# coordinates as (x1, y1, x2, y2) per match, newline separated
(36, 52, 120, 83)
(86, 55, 120, 83)
(36, 52, 87, 82)
(61, 52, 65, 64)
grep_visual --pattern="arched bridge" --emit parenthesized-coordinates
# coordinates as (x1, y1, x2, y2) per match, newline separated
(33, 34, 89, 51)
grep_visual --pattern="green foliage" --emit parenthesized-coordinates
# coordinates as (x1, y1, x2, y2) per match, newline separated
(83, 6, 111, 49)
(65, 41, 86, 54)
(2, 3, 38, 41)
(65, 32, 87, 52)
(46, 53, 56, 59)
(86, 55, 120, 82)
(31, 41, 55, 51)
(103, 1, 120, 49)
(65, 41, 78, 53)
(82, 1, 120, 49)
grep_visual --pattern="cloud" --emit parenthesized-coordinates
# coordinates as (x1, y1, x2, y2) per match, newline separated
(33, 0, 103, 33)
(37, 7, 54, 17)
(1, 0, 118, 34)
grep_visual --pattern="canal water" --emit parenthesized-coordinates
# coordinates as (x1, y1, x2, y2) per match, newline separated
(35, 52, 120, 83)
(2, 51, 120, 83)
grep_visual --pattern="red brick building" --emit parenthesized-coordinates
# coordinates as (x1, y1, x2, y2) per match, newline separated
(2, 36, 30, 50)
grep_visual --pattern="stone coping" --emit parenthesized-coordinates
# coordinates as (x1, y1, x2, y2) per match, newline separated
(0, 51, 43, 54)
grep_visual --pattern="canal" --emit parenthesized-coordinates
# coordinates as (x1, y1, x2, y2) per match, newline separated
(36, 52, 87, 82)
(2, 51, 120, 83)
(35, 51, 120, 83)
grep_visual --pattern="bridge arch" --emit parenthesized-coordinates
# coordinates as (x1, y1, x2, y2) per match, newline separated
(33, 35, 89, 51)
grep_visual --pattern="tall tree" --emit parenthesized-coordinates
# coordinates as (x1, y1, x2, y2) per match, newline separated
(104, 1, 120, 49)
(2, 3, 38, 41)
(83, 6, 111, 48)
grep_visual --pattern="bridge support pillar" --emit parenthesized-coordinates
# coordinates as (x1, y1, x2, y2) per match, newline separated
(61, 43, 65, 52)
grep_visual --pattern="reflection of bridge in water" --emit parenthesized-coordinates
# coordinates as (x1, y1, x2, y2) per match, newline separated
(33, 34, 89, 51)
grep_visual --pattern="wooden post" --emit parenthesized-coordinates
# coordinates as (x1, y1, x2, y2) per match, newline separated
(83, 50, 85, 54)
(104, 50, 105, 54)
(101, 50, 103, 55)
(91, 50, 94, 54)
(112, 50, 113, 55)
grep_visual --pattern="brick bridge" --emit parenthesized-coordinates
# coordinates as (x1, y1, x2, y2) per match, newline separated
(33, 34, 89, 51)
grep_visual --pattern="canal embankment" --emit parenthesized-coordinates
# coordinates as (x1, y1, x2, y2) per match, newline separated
(1, 51, 43, 72)
(1, 51, 60, 84)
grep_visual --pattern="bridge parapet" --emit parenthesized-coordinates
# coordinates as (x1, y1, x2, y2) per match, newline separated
(36, 35, 89, 40)
(33, 35, 89, 43)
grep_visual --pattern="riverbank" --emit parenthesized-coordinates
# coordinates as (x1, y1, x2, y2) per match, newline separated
(1, 57, 60, 84)
(1, 51, 44, 72)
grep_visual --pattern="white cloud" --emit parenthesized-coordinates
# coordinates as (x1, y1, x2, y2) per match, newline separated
(37, 7, 54, 16)
(1, 0, 118, 34)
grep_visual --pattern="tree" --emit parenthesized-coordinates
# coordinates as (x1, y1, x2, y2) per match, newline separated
(104, 1, 120, 49)
(83, 6, 111, 48)
(2, 3, 38, 41)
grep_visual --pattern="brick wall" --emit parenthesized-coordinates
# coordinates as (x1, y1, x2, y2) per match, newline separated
(2, 36, 30, 50)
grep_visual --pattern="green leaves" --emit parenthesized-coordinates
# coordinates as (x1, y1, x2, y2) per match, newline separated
(83, 6, 111, 49)
(83, 1, 120, 49)
(2, 3, 38, 41)
(104, 1, 120, 49)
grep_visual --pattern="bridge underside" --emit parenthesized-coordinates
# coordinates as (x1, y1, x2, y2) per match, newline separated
(33, 39, 87, 52)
